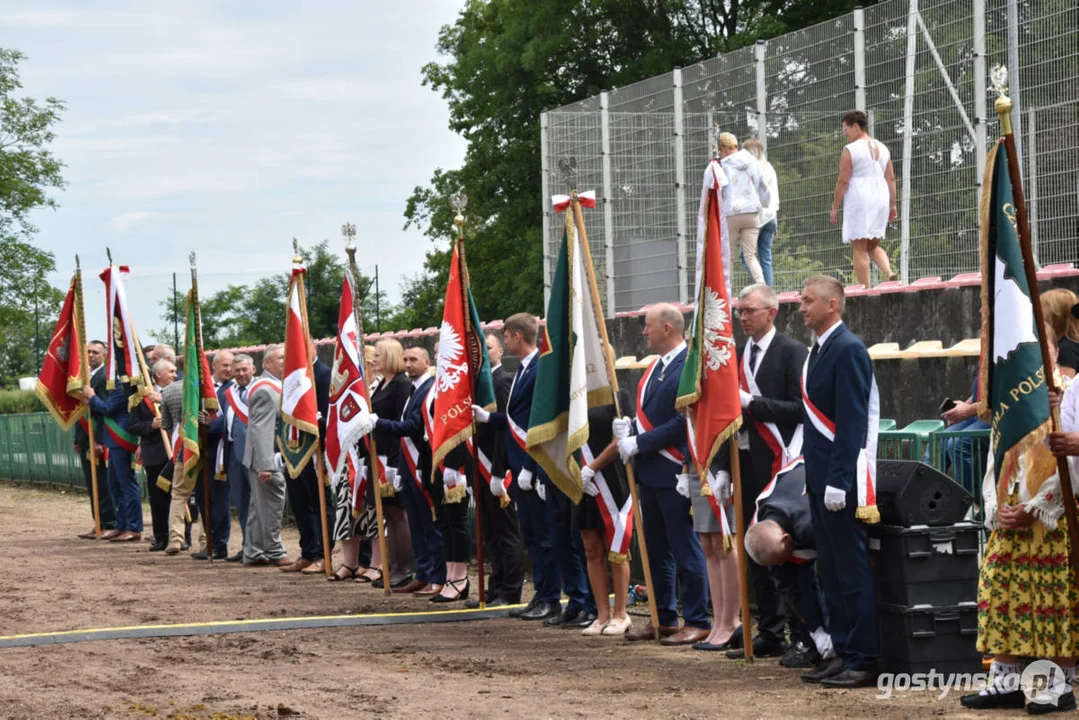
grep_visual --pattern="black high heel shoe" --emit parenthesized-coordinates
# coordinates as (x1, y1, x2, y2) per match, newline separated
(430, 577, 469, 603)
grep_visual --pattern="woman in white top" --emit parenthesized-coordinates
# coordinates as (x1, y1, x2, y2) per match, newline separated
(829, 110, 897, 288)
(742, 139, 778, 287)
(719, 132, 771, 285)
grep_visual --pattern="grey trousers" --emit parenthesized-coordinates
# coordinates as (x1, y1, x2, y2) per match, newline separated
(243, 468, 287, 563)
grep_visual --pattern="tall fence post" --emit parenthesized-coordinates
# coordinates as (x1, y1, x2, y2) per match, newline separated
(854, 7, 867, 112)
(540, 111, 552, 310)
(1028, 106, 1040, 266)
(1006, 0, 1024, 169)
(755, 40, 768, 152)
(900, 0, 919, 285)
(973, 0, 987, 185)
(600, 92, 616, 316)
(672, 68, 689, 306)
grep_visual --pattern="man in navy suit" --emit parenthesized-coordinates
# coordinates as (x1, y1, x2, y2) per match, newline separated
(194, 350, 235, 560)
(369, 346, 446, 596)
(615, 303, 710, 645)
(797, 275, 878, 688)
(207, 353, 255, 562)
(474, 313, 594, 623)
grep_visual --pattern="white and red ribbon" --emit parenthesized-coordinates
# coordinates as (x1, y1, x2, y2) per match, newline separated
(635, 358, 685, 465)
(551, 190, 596, 213)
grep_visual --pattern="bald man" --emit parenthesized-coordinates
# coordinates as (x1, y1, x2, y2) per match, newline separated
(614, 303, 710, 645)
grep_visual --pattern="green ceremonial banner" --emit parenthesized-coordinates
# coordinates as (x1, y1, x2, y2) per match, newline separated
(978, 139, 1051, 488)
(180, 291, 203, 483)
(467, 286, 497, 411)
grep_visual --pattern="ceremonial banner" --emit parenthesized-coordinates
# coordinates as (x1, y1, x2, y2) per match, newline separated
(277, 258, 320, 478)
(430, 238, 497, 477)
(99, 265, 144, 392)
(676, 160, 742, 486)
(35, 274, 87, 430)
(325, 270, 372, 485)
(526, 201, 613, 503)
(179, 288, 218, 483)
(978, 140, 1053, 493)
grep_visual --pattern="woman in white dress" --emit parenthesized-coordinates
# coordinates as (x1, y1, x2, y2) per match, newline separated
(829, 110, 897, 288)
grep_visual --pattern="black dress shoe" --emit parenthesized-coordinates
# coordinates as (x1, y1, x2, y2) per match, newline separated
(373, 574, 415, 590)
(545, 606, 582, 627)
(780, 641, 821, 669)
(726, 634, 788, 660)
(716, 625, 743, 651)
(563, 611, 598, 629)
(802, 657, 845, 684)
(180, 542, 191, 551)
(191, 550, 209, 560)
(821, 668, 878, 689)
(1028, 689, 1077, 715)
(959, 690, 1026, 710)
(225, 551, 244, 563)
(520, 601, 561, 621)
(148, 540, 168, 552)
(509, 598, 539, 618)
(465, 598, 512, 609)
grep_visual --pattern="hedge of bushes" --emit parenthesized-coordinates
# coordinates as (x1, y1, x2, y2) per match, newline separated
(0, 390, 46, 415)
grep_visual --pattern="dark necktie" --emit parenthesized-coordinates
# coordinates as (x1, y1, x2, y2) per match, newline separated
(749, 343, 761, 374)
(239, 385, 247, 401)
(808, 341, 820, 374)
(646, 360, 665, 402)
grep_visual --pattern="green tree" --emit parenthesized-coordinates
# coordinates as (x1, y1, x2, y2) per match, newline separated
(0, 49, 66, 387)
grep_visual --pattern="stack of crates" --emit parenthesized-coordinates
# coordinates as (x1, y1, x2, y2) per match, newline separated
(868, 522, 983, 675)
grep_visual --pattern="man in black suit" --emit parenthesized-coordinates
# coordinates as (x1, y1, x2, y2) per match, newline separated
(193, 350, 236, 560)
(129, 359, 177, 551)
(466, 331, 526, 608)
(73, 340, 119, 539)
(718, 283, 809, 660)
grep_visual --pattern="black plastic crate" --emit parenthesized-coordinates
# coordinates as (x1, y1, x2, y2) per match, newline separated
(878, 603, 981, 670)
(869, 522, 980, 606)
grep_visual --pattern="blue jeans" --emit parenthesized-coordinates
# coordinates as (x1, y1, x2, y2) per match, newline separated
(742, 217, 776, 286)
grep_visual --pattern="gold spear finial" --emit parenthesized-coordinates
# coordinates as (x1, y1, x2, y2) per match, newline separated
(991, 65, 1013, 135)
(451, 193, 467, 240)
(292, 237, 302, 264)
(342, 222, 357, 255)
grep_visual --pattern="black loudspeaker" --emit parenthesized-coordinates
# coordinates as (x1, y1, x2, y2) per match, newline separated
(875, 460, 973, 527)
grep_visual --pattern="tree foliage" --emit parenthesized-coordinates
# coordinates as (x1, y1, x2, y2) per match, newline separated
(402, 0, 869, 327)
(0, 49, 66, 387)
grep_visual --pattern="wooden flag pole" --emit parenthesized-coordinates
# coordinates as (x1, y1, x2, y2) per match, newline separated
(728, 437, 754, 662)
(572, 196, 662, 641)
(453, 197, 487, 610)
(345, 224, 392, 596)
(995, 93, 1079, 570)
(75, 256, 103, 539)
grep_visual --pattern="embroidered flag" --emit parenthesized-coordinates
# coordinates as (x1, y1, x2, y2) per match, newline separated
(526, 195, 613, 503)
(179, 286, 218, 484)
(325, 270, 372, 485)
(429, 237, 497, 482)
(277, 257, 320, 478)
(35, 273, 88, 431)
(676, 160, 742, 495)
(977, 139, 1053, 496)
(99, 265, 146, 393)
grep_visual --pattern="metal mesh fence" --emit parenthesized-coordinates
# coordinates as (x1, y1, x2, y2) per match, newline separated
(542, 0, 1079, 314)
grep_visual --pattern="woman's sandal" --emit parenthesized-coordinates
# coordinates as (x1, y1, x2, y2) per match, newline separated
(355, 569, 382, 584)
(328, 565, 359, 582)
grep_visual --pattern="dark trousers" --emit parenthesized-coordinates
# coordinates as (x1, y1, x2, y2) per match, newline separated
(808, 493, 879, 670)
(227, 460, 250, 544)
(194, 473, 233, 553)
(544, 478, 595, 613)
(478, 479, 525, 603)
(739, 450, 788, 643)
(431, 481, 470, 563)
(770, 561, 813, 647)
(107, 448, 143, 533)
(79, 453, 117, 529)
(144, 461, 170, 544)
(639, 483, 710, 628)
(399, 469, 445, 585)
(512, 478, 559, 603)
(287, 463, 335, 561)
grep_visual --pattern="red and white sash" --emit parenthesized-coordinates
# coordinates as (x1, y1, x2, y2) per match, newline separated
(635, 359, 685, 465)
(507, 413, 529, 453)
(801, 353, 879, 522)
(581, 446, 634, 562)
(225, 384, 249, 430)
(749, 457, 816, 562)
(741, 348, 803, 481)
(468, 436, 513, 507)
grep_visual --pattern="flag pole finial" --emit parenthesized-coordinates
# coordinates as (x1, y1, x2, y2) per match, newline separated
(342, 222, 357, 255)
(292, 238, 302, 264)
(557, 155, 577, 195)
(710, 123, 722, 158)
(991, 65, 1013, 135)
(106, 247, 113, 265)
(451, 194, 467, 240)
(75, 254, 80, 271)
(189, 252, 196, 269)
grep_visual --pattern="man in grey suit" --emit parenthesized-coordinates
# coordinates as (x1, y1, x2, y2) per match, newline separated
(161, 368, 189, 554)
(242, 344, 291, 567)
(218, 353, 254, 562)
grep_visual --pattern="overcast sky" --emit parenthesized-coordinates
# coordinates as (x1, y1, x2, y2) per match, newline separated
(4, 1, 467, 345)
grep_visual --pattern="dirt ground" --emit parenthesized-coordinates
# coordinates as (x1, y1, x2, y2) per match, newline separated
(0, 482, 1022, 720)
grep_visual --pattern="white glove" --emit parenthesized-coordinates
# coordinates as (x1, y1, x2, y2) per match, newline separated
(443, 467, 462, 490)
(617, 436, 638, 463)
(811, 626, 835, 660)
(612, 416, 633, 440)
(356, 411, 378, 437)
(712, 470, 733, 503)
(387, 467, 402, 492)
(536, 481, 547, 502)
(675, 473, 691, 499)
(489, 476, 507, 498)
(472, 405, 490, 424)
(580, 466, 599, 497)
(824, 485, 847, 511)
(517, 468, 534, 491)
(739, 389, 754, 409)
(273, 452, 286, 473)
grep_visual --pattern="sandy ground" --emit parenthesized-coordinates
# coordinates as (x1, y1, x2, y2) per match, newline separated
(0, 482, 1023, 720)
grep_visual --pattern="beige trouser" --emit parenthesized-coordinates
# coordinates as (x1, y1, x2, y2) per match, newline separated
(727, 212, 764, 284)
(167, 462, 197, 548)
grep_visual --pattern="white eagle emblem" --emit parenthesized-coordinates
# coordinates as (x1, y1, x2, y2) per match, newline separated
(437, 321, 469, 393)
(702, 287, 735, 372)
